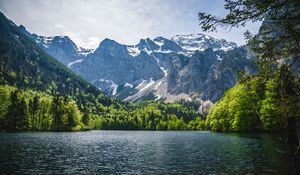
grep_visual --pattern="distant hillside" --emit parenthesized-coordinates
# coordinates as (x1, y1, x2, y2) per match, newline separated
(0, 12, 205, 132)
(0, 12, 120, 112)
(21, 27, 257, 110)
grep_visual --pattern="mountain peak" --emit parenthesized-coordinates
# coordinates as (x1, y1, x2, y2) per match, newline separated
(171, 33, 238, 54)
(137, 38, 159, 51)
(98, 38, 122, 48)
(18, 25, 26, 31)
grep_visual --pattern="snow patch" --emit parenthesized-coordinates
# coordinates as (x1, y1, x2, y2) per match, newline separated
(111, 84, 118, 95)
(153, 40, 164, 47)
(127, 46, 141, 57)
(100, 79, 118, 95)
(216, 55, 223, 61)
(171, 33, 237, 56)
(78, 47, 94, 56)
(136, 80, 147, 89)
(68, 59, 84, 68)
(42, 44, 49, 48)
(154, 49, 174, 54)
(143, 48, 152, 55)
(217, 46, 234, 52)
(139, 78, 155, 92)
(136, 78, 155, 92)
(124, 83, 134, 88)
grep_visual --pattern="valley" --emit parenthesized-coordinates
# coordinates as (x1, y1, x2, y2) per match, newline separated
(0, 0, 300, 174)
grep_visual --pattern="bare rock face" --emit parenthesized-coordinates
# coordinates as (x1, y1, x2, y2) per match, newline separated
(20, 27, 258, 106)
(19, 25, 93, 66)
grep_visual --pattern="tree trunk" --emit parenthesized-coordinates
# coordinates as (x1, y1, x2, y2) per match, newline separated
(287, 117, 300, 174)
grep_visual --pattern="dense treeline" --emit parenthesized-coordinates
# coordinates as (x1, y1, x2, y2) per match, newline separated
(91, 102, 205, 130)
(0, 12, 206, 132)
(206, 76, 300, 132)
(0, 12, 122, 115)
(199, 0, 300, 172)
(0, 11, 125, 131)
(0, 85, 205, 131)
(0, 85, 85, 131)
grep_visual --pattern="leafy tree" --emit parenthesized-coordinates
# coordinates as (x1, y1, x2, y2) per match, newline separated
(64, 100, 81, 131)
(82, 113, 90, 127)
(29, 95, 39, 130)
(17, 98, 29, 131)
(0, 86, 205, 132)
(259, 79, 281, 130)
(51, 95, 65, 131)
(0, 85, 13, 129)
(5, 91, 29, 131)
(5, 91, 19, 131)
(199, 0, 300, 172)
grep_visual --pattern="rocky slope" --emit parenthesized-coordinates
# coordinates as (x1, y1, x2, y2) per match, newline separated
(20, 28, 257, 110)
(19, 25, 93, 66)
(0, 12, 102, 102)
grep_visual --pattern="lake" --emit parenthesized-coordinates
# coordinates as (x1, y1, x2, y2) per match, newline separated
(0, 131, 294, 174)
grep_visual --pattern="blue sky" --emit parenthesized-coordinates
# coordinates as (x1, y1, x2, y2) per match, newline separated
(0, 0, 261, 49)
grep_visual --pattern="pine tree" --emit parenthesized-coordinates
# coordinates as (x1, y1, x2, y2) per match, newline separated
(16, 98, 29, 131)
(5, 91, 18, 131)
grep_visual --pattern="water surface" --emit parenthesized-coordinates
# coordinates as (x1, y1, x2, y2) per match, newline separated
(0, 131, 293, 174)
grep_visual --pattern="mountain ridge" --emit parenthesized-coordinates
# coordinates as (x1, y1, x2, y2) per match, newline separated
(0, 12, 123, 116)
(19, 23, 257, 113)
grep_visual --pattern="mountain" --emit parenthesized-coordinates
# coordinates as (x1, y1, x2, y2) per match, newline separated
(171, 33, 237, 55)
(20, 23, 257, 112)
(19, 25, 93, 66)
(73, 34, 256, 105)
(0, 12, 118, 114)
(0, 12, 206, 132)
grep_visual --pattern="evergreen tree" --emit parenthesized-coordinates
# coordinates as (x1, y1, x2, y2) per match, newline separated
(16, 98, 29, 131)
(199, 0, 300, 172)
(5, 91, 18, 131)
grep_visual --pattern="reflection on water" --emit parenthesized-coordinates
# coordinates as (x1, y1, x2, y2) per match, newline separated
(0, 131, 293, 174)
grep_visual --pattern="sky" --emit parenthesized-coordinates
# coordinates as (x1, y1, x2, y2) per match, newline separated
(0, 0, 261, 49)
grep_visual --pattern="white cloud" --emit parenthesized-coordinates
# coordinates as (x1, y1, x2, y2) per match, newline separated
(54, 24, 68, 31)
(0, 0, 261, 49)
(86, 37, 101, 49)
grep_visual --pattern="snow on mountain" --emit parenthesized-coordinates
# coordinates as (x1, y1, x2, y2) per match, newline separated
(78, 47, 94, 56)
(127, 46, 141, 57)
(19, 26, 93, 65)
(68, 59, 84, 68)
(124, 83, 134, 88)
(171, 33, 238, 56)
(20, 27, 256, 105)
(137, 78, 155, 92)
(101, 79, 118, 96)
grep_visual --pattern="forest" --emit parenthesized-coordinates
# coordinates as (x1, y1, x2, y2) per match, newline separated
(0, 0, 300, 174)
(0, 0, 300, 134)
(198, 0, 300, 171)
(207, 75, 300, 132)
(0, 85, 205, 131)
(0, 0, 299, 134)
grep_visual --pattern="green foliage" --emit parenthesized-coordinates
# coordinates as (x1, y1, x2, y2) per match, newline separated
(206, 75, 300, 133)
(0, 85, 205, 131)
(259, 79, 281, 130)
(0, 85, 84, 131)
(88, 101, 205, 131)
(4, 90, 29, 131)
(0, 85, 14, 121)
(207, 78, 264, 132)
(0, 12, 124, 117)
(199, 3, 300, 172)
